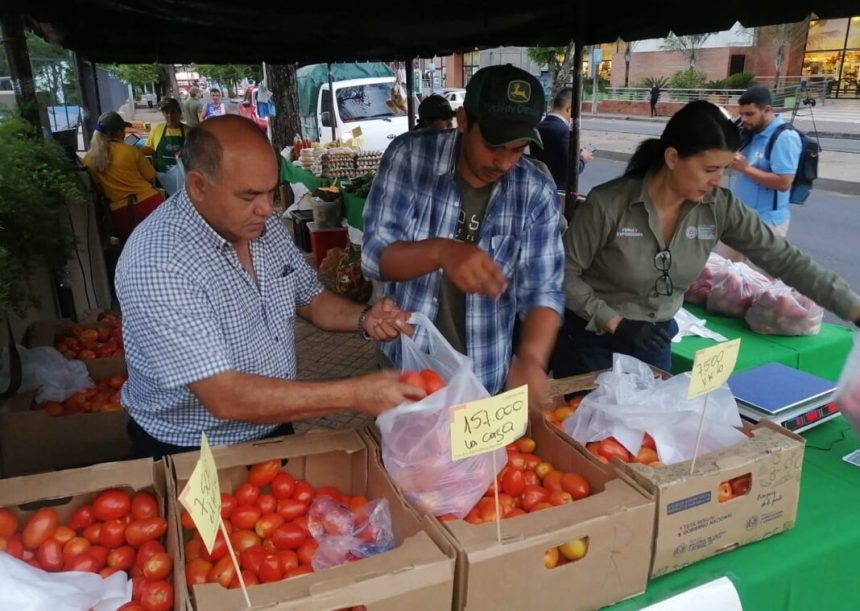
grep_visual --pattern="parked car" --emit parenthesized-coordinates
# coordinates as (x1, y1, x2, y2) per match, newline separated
(438, 88, 466, 110)
(236, 86, 268, 130)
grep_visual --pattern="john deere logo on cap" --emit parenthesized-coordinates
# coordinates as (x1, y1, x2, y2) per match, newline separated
(508, 80, 531, 103)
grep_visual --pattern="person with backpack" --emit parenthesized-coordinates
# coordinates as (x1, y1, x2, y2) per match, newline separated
(719, 85, 802, 261)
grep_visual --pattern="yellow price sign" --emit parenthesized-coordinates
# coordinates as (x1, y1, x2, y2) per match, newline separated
(178, 432, 222, 553)
(687, 338, 741, 399)
(450, 385, 528, 460)
(351, 126, 363, 138)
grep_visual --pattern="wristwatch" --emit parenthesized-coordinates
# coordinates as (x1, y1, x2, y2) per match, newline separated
(357, 304, 373, 340)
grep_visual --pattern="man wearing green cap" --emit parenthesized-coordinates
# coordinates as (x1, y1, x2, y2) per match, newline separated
(362, 65, 564, 406)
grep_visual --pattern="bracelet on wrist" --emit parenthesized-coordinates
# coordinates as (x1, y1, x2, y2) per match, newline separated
(357, 304, 373, 340)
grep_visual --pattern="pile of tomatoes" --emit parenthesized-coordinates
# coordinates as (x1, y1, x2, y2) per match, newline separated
(437, 436, 592, 525)
(34, 374, 126, 416)
(181, 460, 373, 591)
(398, 369, 445, 399)
(584, 434, 663, 468)
(543, 395, 583, 430)
(0, 488, 173, 611)
(54, 313, 124, 361)
(718, 473, 752, 503)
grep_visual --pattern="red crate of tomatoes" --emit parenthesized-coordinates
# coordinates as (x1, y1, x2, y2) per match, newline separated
(169, 429, 454, 611)
(0, 458, 180, 611)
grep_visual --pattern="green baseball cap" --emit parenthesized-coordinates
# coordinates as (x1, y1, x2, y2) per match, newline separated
(464, 65, 544, 148)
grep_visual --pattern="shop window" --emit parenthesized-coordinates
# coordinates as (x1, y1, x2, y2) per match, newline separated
(848, 17, 860, 49)
(806, 18, 850, 51)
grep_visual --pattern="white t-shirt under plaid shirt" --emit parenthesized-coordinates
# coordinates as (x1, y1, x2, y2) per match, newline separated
(115, 189, 324, 446)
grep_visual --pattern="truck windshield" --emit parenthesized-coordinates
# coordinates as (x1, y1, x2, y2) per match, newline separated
(336, 83, 405, 122)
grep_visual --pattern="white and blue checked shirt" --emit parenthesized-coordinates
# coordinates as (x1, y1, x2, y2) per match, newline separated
(115, 189, 324, 446)
(362, 129, 564, 394)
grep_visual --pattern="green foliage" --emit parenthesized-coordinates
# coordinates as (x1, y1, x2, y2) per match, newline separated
(195, 64, 262, 96)
(107, 64, 160, 87)
(639, 75, 670, 88)
(724, 72, 756, 88)
(0, 115, 79, 312)
(25, 32, 77, 105)
(525, 47, 568, 67)
(705, 79, 728, 89)
(661, 32, 713, 68)
(668, 68, 707, 89)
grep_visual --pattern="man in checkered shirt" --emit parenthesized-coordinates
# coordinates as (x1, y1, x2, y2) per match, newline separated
(362, 65, 564, 409)
(116, 115, 423, 459)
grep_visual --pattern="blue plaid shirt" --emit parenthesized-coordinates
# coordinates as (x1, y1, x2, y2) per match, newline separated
(362, 129, 564, 394)
(115, 189, 324, 446)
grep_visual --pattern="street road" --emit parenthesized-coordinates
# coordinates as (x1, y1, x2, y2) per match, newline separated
(578, 158, 860, 326)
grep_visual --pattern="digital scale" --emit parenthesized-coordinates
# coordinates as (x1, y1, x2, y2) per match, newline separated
(726, 362, 839, 434)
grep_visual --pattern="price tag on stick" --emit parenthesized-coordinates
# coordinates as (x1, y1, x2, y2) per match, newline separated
(450, 385, 528, 460)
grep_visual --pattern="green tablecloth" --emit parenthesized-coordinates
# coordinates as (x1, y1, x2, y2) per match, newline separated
(280, 160, 366, 230)
(672, 304, 854, 381)
(607, 417, 860, 610)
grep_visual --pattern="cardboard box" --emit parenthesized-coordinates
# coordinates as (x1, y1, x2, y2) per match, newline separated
(0, 357, 130, 477)
(0, 458, 183, 610)
(379, 408, 655, 611)
(546, 372, 805, 577)
(169, 429, 454, 611)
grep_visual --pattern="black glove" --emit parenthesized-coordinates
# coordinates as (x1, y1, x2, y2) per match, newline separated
(614, 319, 672, 354)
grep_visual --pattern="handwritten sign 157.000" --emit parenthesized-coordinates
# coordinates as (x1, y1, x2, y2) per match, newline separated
(450, 385, 528, 460)
(178, 432, 222, 553)
(687, 338, 741, 399)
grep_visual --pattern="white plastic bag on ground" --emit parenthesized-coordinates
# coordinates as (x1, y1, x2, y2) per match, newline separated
(706, 261, 770, 318)
(744, 281, 823, 336)
(0, 345, 92, 404)
(835, 332, 860, 437)
(562, 354, 748, 465)
(376, 313, 505, 518)
(0, 552, 130, 611)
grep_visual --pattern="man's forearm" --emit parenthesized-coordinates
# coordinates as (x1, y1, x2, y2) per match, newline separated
(516, 307, 562, 369)
(378, 239, 452, 281)
(741, 166, 792, 191)
(298, 289, 363, 333)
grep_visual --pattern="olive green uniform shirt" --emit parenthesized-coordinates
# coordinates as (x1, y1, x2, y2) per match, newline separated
(564, 175, 860, 332)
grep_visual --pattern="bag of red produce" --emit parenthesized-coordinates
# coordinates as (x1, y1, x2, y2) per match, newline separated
(307, 496, 395, 570)
(684, 252, 730, 305)
(706, 261, 770, 317)
(376, 313, 505, 518)
(745, 281, 823, 336)
(835, 333, 860, 437)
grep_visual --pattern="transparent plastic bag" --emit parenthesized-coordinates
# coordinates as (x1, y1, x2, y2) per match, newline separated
(744, 281, 823, 336)
(706, 261, 770, 317)
(563, 354, 748, 465)
(684, 252, 729, 305)
(308, 496, 395, 571)
(376, 313, 505, 518)
(0, 346, 93, 404)
(835, 332, 860, 437)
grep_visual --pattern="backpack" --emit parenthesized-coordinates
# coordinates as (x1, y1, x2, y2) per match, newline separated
(763, 123, 820, 208)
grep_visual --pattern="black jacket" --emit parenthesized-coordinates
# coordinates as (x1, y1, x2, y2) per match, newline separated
(532, 114, 582, 190)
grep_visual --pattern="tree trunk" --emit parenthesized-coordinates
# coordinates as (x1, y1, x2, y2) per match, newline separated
(157, 64, 178, 99)
(624, 60, 630, 88)
(550, 40, 577, 102)
(268, 63, 302, 157)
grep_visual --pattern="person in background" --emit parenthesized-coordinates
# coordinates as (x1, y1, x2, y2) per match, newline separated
(200, 88, 227, 122)
(551, 101, 860, 377)
(362, 65, 564, 409)
(531, 87, 593, 190)
(115, 115, 423, 459)
(416, 94, 456, 130)
(83, 111, 164, 240)
(718, 85, 802, 262)
(141, 97, 186, 173)
(649, 85, 661, 117)
(183, 86, 204, 128)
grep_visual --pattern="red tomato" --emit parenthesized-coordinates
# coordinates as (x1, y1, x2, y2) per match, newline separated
(0, 508, 18, 538)
(234, 483, 260, 507)
(117, 602, 146, 611)
(131, 576, 146, 601)
(140, 580, 173, 611)
(522, 470, 540, 487)
(220, 493, 238, 520)
(255, 512, 285, 539)
(142, 551, 173, 580)
(208, 556, 236, 587)
(521, 453, 541, 471)
(597, 437, 631, 463)
(185, 558, 213, 588)
(271, 523, 307, 550)
(62, 537, 91, 565)
(107, 545, 136, 570)
(419, 369, 445, 394)
(730, 474, 752, 497)
(180, 510, 195, 530)
(296, 539, 318, 566)
(277, 549, 299, 572)
(547, 490, 573, 506)
(207, 529, 229, 561)
(230, 569, 260, 589)
(99, 519, 127, 549)
(231, 505, 262, 530)
(67, 505, 96, 531)
(520, 485, 550, 512)
(130, 492, 159, 520)
(36, 538, 64, 572)
(286, 564, 314, 578)
(292, 515, 310, 536)
(124, 517, 167, 547)
(718, 481, 734, 503)
(240, 544, 266, 573)
(270, 472, 296, 500)
(542, 470, 564, 492)
(256, 494, 277, 514)
(100, 566, 123, 578)
(52, 526, 75, 546)
(230, 529, 260, 553)
(184, 536, 208, 562)
(67, 549, 101, 572)
(22, 507, 58, 550)
(248, 460, 282, 488)
(501, 468, 525, 497)
(293, 481, 316, 504)
(560, 473, 591, 500)
(641, 433, 657, 450)
(3, 535, 23, 559)
(88, 545, 108, 569)
(92, 489, 131, 521)
(316, 486, 343, 503)
(349, 496, 369, 512)
(399, 371, 424, 394)
(515, 437, 536, 454)
(258, 554, 284, 583)
(136, 539, 166, 569)
(506, 452, 527, 471)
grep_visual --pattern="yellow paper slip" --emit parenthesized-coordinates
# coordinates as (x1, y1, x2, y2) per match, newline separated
(450, 385, 528, 460)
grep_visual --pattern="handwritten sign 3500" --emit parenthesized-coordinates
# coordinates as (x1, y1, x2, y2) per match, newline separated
(178, 432, 222, 553)
(450, 385, 528, 460)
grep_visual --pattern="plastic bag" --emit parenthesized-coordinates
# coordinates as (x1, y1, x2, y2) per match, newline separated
(744, 281, 823, 336)
(0, 552, 130, 611)
(834, 332, 860, 437)
(0, 346, 92, 404)
(562, 354, 748, 465)
(376, 313, 505, 518)
(156, 157, 186, 197)
(308, 496, 395, 571)
(706, 261, 770, 317)
(684, 252, 729, 305)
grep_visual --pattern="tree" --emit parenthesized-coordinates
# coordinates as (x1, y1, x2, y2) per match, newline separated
(25, 31, 76, 105)
(107, 64, 160, 90)
(758, 19, 838, 90)
(158, 63, 178, 99)
(266, 63, 302, 159)
(620, 40, 639, 87)
(196, 64, 261, 98)
(661, 32, 713, 69)
(526, 41, 577, 105)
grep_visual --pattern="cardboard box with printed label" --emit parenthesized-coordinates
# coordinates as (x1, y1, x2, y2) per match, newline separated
(169, 429, 454, 611)
(368, 406, 655, 611)
(546, 372, 805, 577)
(0, 357, 130, 477)
(0, 458, 183, 610)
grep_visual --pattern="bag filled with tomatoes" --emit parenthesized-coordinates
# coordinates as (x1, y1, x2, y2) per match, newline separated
(562, 354, 747, 465)
(307, 496, 394, 571)
(376, 313, 505, 518)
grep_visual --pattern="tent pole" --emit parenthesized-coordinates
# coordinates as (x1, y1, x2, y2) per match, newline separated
(566, 38, 584, 219)
(405, 58, 416, 130)
(74, 54, 101, 149)
(0, 5, 40, 128)
(326, 62, 336, 141)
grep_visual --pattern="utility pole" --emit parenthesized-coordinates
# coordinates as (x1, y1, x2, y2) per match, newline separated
(0, 5, 40, 128)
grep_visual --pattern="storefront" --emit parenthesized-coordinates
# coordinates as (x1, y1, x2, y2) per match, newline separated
(802, 16, 860, 98)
